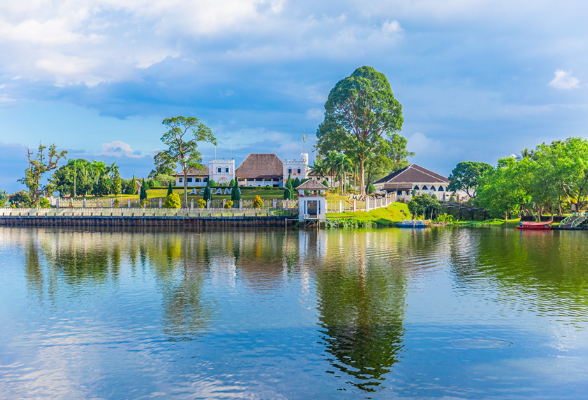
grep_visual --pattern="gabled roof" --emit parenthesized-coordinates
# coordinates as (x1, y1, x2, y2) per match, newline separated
(296, 179, 328, 191)
(236, 153, 283, 179)
(172, 164, 209, 177)
(375, 164, 449, 184)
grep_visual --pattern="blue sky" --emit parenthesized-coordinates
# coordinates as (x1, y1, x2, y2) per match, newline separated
(1, 0, 587, 192)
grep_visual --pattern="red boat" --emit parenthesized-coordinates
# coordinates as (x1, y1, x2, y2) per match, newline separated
(516, 220, 553, 230)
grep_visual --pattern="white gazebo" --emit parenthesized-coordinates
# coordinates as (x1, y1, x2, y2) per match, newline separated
(296, 180, 328, 222)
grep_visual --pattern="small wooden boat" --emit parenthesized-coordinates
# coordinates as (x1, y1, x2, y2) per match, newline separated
(516, 220, 553, 230)
(397, 220, 430, 228)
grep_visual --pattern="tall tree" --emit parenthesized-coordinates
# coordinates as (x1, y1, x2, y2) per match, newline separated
(316, 66, 403, 196)
(66, 159, 86, 197)
(19, 144, 67, 206)
(448, 161, 492, 198)
(159, 116, 217, 206)
(230, 178, 241, 207)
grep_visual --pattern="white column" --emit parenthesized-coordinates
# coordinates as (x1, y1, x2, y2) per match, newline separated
(159, 198, 162, 208)
(207, 200, 210, 209)
(366, 198, 370, 212)
(339, 200, 342, 213)
(239, 199, 243, 210)
(353, 199, 356, 212)
(128, 199, 131, 208)
(191, 199, 193, 210)
(222, 199, 226, 208)
(56, 198, 60, 208)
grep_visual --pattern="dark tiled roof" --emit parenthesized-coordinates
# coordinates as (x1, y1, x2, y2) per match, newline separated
(296, 180, 328, 190)
(172, 164, 209, 177)
(236, 153, 283, 179)
(375, 164, 449, 184)
(383, 183, 413, 190)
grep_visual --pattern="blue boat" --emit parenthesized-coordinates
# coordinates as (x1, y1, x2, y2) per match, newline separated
(397, 220, 430, 228)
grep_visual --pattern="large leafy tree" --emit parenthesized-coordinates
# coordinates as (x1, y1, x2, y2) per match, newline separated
(19, 144, 67, 206)
(160, 116, 217, 206)
(149, 151, 178, 178)
(316, 66, 403, 196)
(448, 161, 492, 198)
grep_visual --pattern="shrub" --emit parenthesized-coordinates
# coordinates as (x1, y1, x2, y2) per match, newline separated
(253, 195, 263, 209)
(39, 198, 51, 208)
(113, 198, 120, 208)
(141, 199, 149, 208)
(164, 193, 181, 208)
(264, 186, 271, 190)
(208, 179, 216, 187)
(224, 201, 233, 209)
(9, 191, 31, 208)
(149, 180, 160, 188)
(322, 180, 329, 188)
(449, 195, 456, 202)
(198, 199, 206, 208)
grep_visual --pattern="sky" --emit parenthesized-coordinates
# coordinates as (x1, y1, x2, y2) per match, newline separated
(0, 0, 587, 192)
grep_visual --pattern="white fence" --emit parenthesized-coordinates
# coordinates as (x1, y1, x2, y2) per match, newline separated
(326, 196, 393, 213)
(0, 207, 294, 218)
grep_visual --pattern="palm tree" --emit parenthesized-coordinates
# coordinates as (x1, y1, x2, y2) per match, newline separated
(324, 151, 340, 188)
(334, 153, 353, 194)
(67, 159, 86, 197)
(310, 160, 328, 181)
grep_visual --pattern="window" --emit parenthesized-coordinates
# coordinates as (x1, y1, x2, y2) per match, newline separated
(195, 178, 200, 182)
(413, 185, 419, 190)
(288, 168, 292, 174)
(187, 178, 193, 182)
(225, 168, 229, 173)
(397, 190, 402, 195)
(438, 186, 444, 191)
(273, 178, 279, 181)
(422, 186, 428, 190)
(204, 178, 208, 182)
(179, 178, 183, 182)
(217, 167, 221, 173)
(256, 178, 262, 181)
(297, 168, 301, 174)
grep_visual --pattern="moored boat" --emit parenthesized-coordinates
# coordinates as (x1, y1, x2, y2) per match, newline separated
(397, 220, 430, 228)
(516, 220, 553, 230)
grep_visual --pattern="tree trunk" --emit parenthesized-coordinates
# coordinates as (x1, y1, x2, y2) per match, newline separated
(183, 170, 188, 208)
(359, 157, 365, 197)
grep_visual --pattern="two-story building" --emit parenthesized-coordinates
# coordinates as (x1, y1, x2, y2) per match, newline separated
(173, 164, 209, 187)
(235, 153, 284, 187)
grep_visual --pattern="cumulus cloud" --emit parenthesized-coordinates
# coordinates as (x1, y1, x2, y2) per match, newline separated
(548, 69, 580, 90)
(100, 141, 141, 158)
(382, 20, 403, 34)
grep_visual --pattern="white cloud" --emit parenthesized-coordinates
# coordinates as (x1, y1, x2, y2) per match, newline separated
(382, 20, 403, 34)
(100, 140, 141, 158)
(548, 69, 580, 90)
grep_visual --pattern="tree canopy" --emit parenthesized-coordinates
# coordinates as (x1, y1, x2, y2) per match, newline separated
(19, 144, 67, 206)
(315, 66, 404, 196)
(448, 161, 492, 198)
(159, 116, 217, 206)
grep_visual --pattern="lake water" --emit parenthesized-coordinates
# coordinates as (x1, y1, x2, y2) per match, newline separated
(1, 226, 588, 399)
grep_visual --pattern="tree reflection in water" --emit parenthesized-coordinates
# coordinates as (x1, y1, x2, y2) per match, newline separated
(316, 230, 407, 392)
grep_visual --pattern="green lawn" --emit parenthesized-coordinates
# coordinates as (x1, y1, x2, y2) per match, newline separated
(326, 203, 410, 226)
(83, 187, 295, 201)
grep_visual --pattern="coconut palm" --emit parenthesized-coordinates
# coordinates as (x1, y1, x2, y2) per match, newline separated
(67, 159, 87, 197)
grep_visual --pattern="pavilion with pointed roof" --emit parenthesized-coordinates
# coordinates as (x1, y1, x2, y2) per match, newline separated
(374, 164, 450, 201)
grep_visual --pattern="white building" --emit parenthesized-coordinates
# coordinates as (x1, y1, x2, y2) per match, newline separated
(173, 164, 209, 187)
(374, 164, 451, 201)
(283, 153, 309, 182)
(209, 158, 235, 185)
(235, 153, 284, 187)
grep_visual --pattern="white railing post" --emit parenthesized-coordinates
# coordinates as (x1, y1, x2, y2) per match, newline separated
(128, 199, 131, 208)
(239, 199, 243, 210)
(339, 200, 342, 213)
(366, 198, 370, 212)
(353, 199, 356, 212)
(207, 200, 210, 210)
(159, 198, 162, 208)
(191, 199, 194, 210)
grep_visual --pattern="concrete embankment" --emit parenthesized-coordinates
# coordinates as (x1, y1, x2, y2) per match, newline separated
(0, 215, 295, 228)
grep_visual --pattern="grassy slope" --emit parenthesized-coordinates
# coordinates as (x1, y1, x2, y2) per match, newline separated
(326, 202, 410, 226)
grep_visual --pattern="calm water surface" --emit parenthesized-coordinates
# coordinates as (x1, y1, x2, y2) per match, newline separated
(1, 226, 588, 399)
